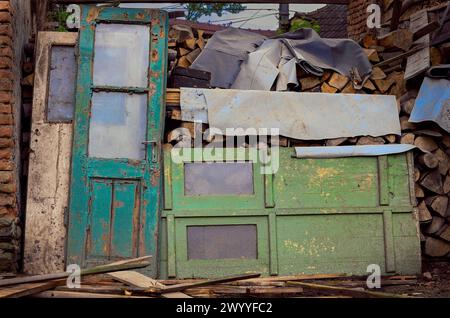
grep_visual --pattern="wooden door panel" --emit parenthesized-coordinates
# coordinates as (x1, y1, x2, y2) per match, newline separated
(86, 179, 142, 262)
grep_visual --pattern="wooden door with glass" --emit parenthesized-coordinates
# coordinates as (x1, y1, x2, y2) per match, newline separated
(67, 6, 167, 277)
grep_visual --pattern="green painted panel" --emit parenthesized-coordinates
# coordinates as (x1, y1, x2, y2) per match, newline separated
(111, 181, 140, 258)
(88, 179, 113, 259)
(392, 213, 421, 274)
(275, 149, 379, 209)
(174, 217, 270, 278)
(158, 218, 168, 278)
(388, 154, 413, 206)
(160, 149, 421, 278)
(277, 215, 385, 275)
(169, 149, 265, 211)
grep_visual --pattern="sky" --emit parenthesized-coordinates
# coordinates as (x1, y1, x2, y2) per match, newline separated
(120, 3, 325, 30)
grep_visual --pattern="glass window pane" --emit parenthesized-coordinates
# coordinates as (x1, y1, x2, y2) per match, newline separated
(89, 92, 147, 160)
(184, 162, 254, 196)
(93, 24, 149, 88)
(47, 46, 76, 122)
(187, 225, 257, 260)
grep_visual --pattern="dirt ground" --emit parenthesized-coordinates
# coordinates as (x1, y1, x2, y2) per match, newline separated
(389, 260, 450, 298)
(299, 260, 450, 298)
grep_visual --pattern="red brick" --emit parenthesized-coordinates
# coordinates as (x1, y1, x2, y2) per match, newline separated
(0, 160, 13, 171)
(0, 193, 14, 206)
(0, 183, 15, 193)
(0, 12, 10, 23)
(0, 35, 11, 47)
(0, 47, 12, 58)
(0, 138, 12, 148)
(0, 91, 11, 103)
(0, 70, 12, 79)
(0, 103, 11, 114)
(0, 2, 10, 12)
(0, 171, 12, 183)
(0, 206, 12, 216)
(0, 125, 12, 137)
(0, 148, 12, 159)
(0, 56, 11, 69)
(0, 78, 11, 91)
(0, 24, 11, 37)
(0, 114, 12, 125)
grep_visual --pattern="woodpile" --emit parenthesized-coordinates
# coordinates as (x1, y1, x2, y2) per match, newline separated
(169, 24, 206, 69)
(167, 24, 211, 89)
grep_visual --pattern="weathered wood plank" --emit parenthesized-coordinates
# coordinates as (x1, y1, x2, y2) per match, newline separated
(24, 32, 77, 275)
(288, 281, 412, 298)
(0, 281, 63, 298)
(108, 271, 192, 298)
(157, 274, 261, 294)
(0, 256, 151, 288)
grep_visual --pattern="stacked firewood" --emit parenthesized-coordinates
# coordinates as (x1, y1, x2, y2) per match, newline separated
(168, 24, 207, 70)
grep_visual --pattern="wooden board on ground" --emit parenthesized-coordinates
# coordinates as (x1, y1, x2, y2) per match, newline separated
(108, 271, 192, 298)
(0, 280, 63, 298)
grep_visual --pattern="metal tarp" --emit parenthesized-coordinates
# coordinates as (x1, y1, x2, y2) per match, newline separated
(294, 144, 417, 159)
(232, 28, 373, 91)
(180, 88, 401, 140)
(409, 77, 450, 133)
(190, 28, 266, 88)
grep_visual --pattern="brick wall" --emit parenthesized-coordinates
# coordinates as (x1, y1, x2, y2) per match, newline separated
(347, 0, 378, 41)
(0, 0, 32, 273)
(348, 0, 448, 41)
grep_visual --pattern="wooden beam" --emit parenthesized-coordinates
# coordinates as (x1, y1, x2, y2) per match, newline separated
(0, 256, 151, 288)
(55, 0, 349, 4)
(0, 281, 65, 298)
(137, 273, 261, 295)
(390, 0, 402, 31)
(287, 281, 412, 298)
(108, 271, 192, 298)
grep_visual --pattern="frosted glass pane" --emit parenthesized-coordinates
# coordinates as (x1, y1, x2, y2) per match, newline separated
(187, 225, 257, 260)
(47, 46, 76, 122)
(184, 162, 254, 196)
(89, 92, 147, 159)
(93, 24, 149, 87)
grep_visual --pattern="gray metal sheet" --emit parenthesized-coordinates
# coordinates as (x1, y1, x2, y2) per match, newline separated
(181, 88, 401, 140)
(409, 78, 450, 133)
(180, 88, 208, 123)
(232, 28, 373, 91)
(294, 144, 417, 159)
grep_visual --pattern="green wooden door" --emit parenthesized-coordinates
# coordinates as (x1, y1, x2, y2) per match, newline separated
(67, 6, 168, 277)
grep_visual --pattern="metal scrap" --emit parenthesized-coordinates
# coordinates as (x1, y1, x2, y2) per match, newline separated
(409, 77, 450, 132)
(180, 88, 401, 140)
(294, 144, 417, 159)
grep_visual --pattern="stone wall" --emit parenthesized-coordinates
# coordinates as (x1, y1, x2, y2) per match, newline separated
(0, 0, 32, 273)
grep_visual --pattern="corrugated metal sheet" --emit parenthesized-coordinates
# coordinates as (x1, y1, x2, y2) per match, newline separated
(409, 77, 450, 133)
